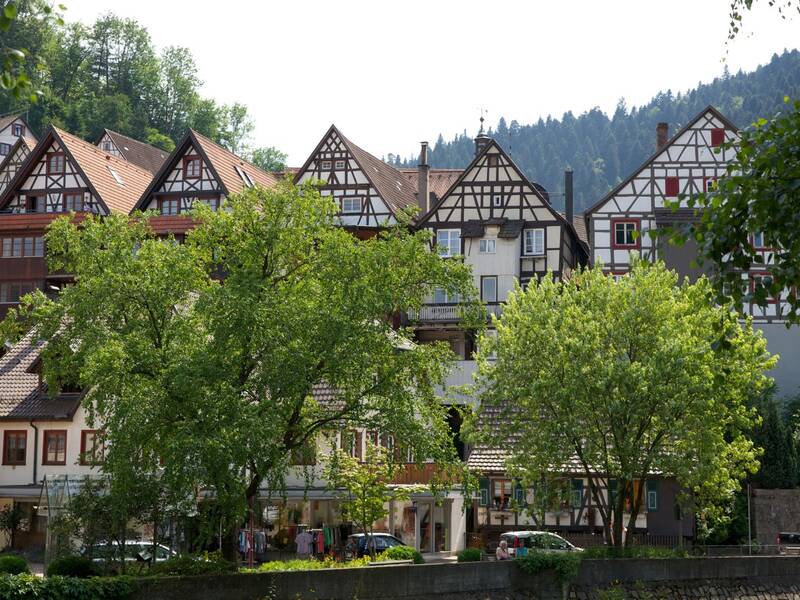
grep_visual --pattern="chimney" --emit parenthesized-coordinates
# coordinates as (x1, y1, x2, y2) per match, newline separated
(564, 169, 574, 225)
(417, 141, 430, 215)
(656, 122, 669, 150)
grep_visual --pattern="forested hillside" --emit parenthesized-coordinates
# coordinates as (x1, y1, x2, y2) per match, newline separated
(393, 50, 800, 213)
(0, 1, 277, 165)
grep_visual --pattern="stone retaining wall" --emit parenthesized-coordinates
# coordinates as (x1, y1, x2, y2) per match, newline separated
(131, 556, 800, 600)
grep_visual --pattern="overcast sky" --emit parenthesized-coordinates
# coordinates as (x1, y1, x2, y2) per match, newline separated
(66, 0, 799, 165)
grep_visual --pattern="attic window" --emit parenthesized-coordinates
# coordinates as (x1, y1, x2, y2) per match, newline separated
(107, 166, 124, 186)
(487, 155, 499, 167)
(710, 128, 725, 147)
(335, 160, 346, 170)
(11, 124, 24, 137)
(235, 165, 254, 187)
(102, 140, 113, 152)
(47, 152, 65, 175)
(321, 160, 332, 170)
(183, 156, 201, 179)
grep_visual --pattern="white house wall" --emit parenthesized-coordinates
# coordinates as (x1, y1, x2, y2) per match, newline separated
(0, 142, 31, 197)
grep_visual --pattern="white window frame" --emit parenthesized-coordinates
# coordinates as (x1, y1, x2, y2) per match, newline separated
(436, 229, 461, 257)
(320, 160, 332, 170)
(433, 287, 459, 304)
(492, 195, 503, 207)
(334, 159, 346, 170)
(341, 197, 361, 214)
(523, 228, 544, 256)
(479, 238, 496, 254)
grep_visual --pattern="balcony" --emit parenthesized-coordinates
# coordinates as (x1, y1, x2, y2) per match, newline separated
(407, 303, 503, 323)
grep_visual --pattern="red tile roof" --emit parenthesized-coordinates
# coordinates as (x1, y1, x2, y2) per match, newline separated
(190, 130, 278, 194)
(101, 129, 168, 174)
(399, 168, 463, 201)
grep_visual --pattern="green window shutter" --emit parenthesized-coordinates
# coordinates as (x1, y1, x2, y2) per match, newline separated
(514, 480, 527, 508)
(479, 477, 490, 507)
(571, 479, 584, 508)
(646, 480, 659, 512)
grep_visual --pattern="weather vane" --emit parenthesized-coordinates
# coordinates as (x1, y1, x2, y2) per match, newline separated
(479, 108, 488, 134)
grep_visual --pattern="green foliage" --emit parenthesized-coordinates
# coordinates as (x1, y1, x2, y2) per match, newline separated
(13, 180, 477, 559)
(391, 51, 800, 215)
(471, 260, 773, 547)
(1, 10, 269, 157)
(46, 555, 101, 578)
(248, 146, 288, 173)
(0, 505, 23, 550)
(248, 556, 373, 572)
(147, 552, 237, 577)
(456, 547, 483, 562)
(0, 554, 28, 575)
(664, 97, 800, 323)
(379, 545, 424, 564)
(515, 551, 582, 582)
(0, 573, 134, 599)
(581, 546, 689, 559)
(751, 390, 798, 488)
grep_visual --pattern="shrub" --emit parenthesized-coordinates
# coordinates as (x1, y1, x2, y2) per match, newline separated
(0, 573, 134, 599)
(380, 545, 424, 564)
(147, 552, 237, 576)
(46, 555, 101, 578)
(516, 551, 582, 582)
(0, 554, 28, 575)
(249, 556, 372, 572)
(582, 545, 689, 559)
(457, 548, 482, 562)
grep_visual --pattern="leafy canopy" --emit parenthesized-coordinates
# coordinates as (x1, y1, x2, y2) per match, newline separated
(470, 260, 774, 546)
(15, 179, 477, 554)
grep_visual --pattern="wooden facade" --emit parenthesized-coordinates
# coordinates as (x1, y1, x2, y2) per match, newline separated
(294, 125, 418, 233)
(0, 137, 34, 198)
(0, 115, 34, 160)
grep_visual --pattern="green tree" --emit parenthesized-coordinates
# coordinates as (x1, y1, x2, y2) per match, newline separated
(15, 180, 476, 561)
(218, 102, 253, 155)
(0, 503, 23, 550)
(324, 441, 416, 557)
(751, 390, 798, 488)
(471, 260, 774, 547)
(249, 146, 288, 173)
(663, 98, 800, 323)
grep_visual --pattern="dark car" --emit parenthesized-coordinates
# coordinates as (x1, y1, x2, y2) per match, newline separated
(344, 533, 406, 558)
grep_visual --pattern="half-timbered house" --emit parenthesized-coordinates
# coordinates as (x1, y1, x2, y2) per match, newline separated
(294, 125, 420, 238)
(0, 114, 35, 160)
(95, 129, 168, 174)
(133, 129, 278, 237)
(0, 127, 152, 318)
(412, 131, 587, 357)
(584, 105, 800, 395)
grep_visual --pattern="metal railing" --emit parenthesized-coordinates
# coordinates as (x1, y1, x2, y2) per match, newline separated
(407, 303, 504, 323)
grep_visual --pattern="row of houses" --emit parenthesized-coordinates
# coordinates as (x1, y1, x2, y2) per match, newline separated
(0, 106, 796, 557)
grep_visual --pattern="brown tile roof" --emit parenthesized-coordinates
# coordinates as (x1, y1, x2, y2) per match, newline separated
(101, 129, 168, 174)
(572, 214, 588, 246)
(0, 332, 80, 421)
(399, 168, 463, 201)
(54, 127, 154, 214)
(190, 130, 278, 194)
(336, 130, 418, 216)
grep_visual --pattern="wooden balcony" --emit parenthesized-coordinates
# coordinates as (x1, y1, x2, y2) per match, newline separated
(407, 303, 503, 323)
(391, 463, 457, 485)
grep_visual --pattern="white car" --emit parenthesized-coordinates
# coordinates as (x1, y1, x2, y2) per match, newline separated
(83, 540, 175, 563)
(499, 531, 582, 557)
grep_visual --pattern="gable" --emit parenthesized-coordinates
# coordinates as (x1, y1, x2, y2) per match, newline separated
(425, 143, 557, 225)
(0, 140, 32, 197)
(295, 127, 396, 228)
(97, 132, 121, 157)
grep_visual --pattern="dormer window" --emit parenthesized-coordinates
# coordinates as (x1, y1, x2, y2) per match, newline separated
(183, 156, 201, 179)
(235, 165, 254, 187)
(11, 124, 24, 137)
(321, 160, 332, 170)
(102, 140, 113, 152)
(47, 152, 65, 175)
(334, 160, 346, 170)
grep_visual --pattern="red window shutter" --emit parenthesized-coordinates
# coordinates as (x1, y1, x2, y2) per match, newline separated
(710, 128, 725, 147)
(665, 177, 679, 197)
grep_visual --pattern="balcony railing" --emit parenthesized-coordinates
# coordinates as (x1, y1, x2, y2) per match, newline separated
(407, 303, 503, 323)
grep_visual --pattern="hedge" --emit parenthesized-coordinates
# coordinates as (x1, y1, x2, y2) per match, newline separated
(0, 554, 29, 575)
(0, 574, 134, 599)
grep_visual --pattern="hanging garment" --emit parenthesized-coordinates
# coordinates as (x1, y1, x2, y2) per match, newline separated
(316, 531, 324, 554)
(295, 530, 314, 557)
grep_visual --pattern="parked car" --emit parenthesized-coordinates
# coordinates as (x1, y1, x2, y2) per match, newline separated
(499, 531, 582, 557)
(344, 533, 406, 558)
(82, 540, 176, 564)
